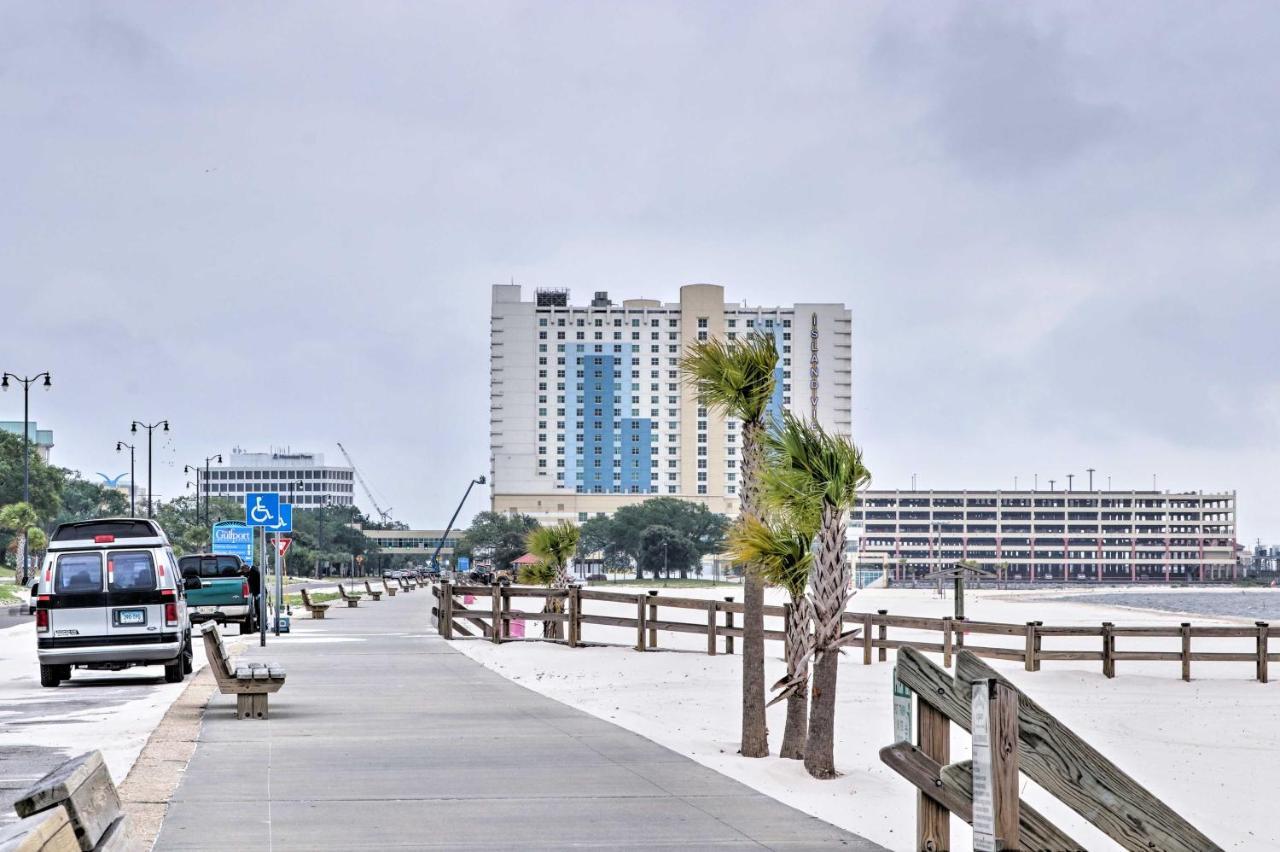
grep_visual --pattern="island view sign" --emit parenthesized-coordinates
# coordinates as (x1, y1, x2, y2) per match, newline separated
(809, 312, 819, 420)
(212, 521, 255, 566)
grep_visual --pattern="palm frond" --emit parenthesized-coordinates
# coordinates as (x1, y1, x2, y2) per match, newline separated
(525, 521, 581, 570)
(517, 560, 558, 587)
(762, 411, 870, 511)
(679, 332, 778, 424)
(725, 515, 813, 599)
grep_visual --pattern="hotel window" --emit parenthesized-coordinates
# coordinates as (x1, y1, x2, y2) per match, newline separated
(697, 485, 707, 494)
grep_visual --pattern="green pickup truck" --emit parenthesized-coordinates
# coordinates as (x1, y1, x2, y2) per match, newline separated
(178, 554, 257, 635)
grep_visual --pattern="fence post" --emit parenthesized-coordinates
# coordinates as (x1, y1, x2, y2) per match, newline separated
(1257, 622, 1270, 684)
(1102, 622, 1114, 678)
(862, 613, 873, 665)
(877, 609, 888, 663)
(568, 586, 580, 648)
(942, 617, 953, 668)
(635, 595, 646, 652)
(1033, 621, 1043, 672)
(490, 583, 502, 644)
(1181, 623, 1191, 682)
(1024, 622, 1037, 672)
(440, 580, 454, 640)
(971, 679, 1020, 851)
(916, 699, 950, 851)
(707, 600, 718, 656)
(723, 597, 735, 655)
(648, 590, 659, 649)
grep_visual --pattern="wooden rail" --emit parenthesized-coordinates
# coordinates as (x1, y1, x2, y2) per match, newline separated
(430, 582, 1277, 681)
(884, 647, 1221, 851)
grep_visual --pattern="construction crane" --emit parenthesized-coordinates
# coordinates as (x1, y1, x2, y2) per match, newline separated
(336, 442, 394, 524)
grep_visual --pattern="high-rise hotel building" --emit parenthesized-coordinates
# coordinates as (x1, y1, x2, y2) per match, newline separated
(490, 283, 852, 521)
(853, 489, 1238, 583)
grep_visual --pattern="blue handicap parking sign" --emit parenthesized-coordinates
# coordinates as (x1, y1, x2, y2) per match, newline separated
(268, 503, 293, 534)
(245, 492, 280, 527)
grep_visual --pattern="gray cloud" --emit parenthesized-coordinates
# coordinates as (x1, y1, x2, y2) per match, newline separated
(2, 1, 1277, 540)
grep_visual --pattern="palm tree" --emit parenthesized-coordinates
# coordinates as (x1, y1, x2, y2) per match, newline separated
(0, 502, 41, 585)
(524, 521, 580, 640)
(681, 331, 779, 758)
(765, 412, 870, 779)
(726, 513, 814, 759)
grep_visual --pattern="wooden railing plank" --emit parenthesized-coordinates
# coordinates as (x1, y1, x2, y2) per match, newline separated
(879, 744, 1084, 852)
(954, 651, 1221, 852)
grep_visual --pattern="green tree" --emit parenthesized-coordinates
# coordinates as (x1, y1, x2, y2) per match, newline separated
(681, 330, 778, 758)
(606, 498, 728, 578)
(0, 502, 41, 584)
(637, 525, 698, 579)
(0, 431, 62, 521)
(577, 514, 631, 572)
(524, 521, 580, 639)
(53, 473, 129, 524)
(764, 412, 869, 779)
(727, 513, 815, 760)
(458, 511, 541, 572)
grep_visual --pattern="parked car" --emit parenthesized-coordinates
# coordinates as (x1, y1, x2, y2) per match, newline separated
(178, 553, 257, 635)
(34, 518, 197, 687)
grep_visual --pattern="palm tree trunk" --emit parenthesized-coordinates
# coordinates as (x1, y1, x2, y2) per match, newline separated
(545, 562, 569, 640)
(804, 502, 849, 779)
(780, 594, 810, 760)
(739, 421, 769, 758)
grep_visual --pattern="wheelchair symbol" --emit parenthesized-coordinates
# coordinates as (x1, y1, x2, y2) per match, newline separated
(249, 497, 273, 524)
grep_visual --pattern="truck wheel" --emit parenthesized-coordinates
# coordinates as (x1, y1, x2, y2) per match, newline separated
(39, 665, 61, 688)
(182, 633, 194, 674)
(164, 655, 185, 684)
(239, 616, 254, 635)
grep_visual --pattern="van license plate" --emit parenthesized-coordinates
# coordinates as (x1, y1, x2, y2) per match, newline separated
(115, 609, 146, 626)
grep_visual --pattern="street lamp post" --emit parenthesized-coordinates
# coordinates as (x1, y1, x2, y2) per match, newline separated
(130, 420, 169, 518)
(183, 454, 222, 539)
(430, 475, 486, 576)
(116, 441, 137, 517)
(3, 371, 51, 583)
(316, 495, 331, 579)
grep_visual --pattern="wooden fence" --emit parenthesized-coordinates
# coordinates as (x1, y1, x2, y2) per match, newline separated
(431, 582, 1278, 683)
(883, 646, 1221, 851)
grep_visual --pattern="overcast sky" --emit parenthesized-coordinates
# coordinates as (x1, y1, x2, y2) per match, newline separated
(4, 2, 1277, 541)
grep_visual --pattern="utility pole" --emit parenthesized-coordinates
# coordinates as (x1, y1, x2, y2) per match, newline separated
(1087, 468, 1096, 491)
(3, 372, 51, 584)
(1067, 474, 1074, 492)
(116, 441, 136, 517)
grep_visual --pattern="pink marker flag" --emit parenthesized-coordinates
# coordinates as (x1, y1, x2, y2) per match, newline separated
(463, 594, 475, 605)
(509, 619, 526, 638)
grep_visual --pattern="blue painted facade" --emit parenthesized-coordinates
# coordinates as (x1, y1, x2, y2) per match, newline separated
(565, 345, 657, 494)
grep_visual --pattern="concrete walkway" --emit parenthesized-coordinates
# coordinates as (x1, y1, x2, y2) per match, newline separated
(156, 591, 884, 850)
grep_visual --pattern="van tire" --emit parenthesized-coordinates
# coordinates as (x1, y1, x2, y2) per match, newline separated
(40, 665, 61, 688)
(57, 665, 72, 680)
(164, 655, 185, 683)
(181, 633, 194, 674)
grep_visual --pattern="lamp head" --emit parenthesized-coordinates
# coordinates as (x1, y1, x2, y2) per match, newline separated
(162, 421, 169, 432)
(116, 442, 123, 452)
(1, 376, 8, 391)
(477, 475, 487, 485)
(183, 465, 193, 474)
(131, 422, 138, 434)
(42, 374, 51, 389)
(215, 454, 223, 463)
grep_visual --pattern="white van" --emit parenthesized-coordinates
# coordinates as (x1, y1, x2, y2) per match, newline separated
(34, 518, 198, 688)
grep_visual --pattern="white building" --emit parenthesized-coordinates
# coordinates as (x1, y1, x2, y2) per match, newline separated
(490, 283, 852, 522)
(198, 449, 355, 509)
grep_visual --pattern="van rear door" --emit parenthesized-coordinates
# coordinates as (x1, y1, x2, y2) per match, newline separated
(48, 552, 109, 641)
(104, 550, 166, 642)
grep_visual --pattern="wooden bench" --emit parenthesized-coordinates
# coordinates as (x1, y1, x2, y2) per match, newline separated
(336, 584, 362, 607)
(380, 579, 397, 597)
(299, 588, 330, 619)
(200, 622, 286, 719)
(9, 750, 127, 851)
(401, 576, 416, 591)
(363, 581, 383, 601)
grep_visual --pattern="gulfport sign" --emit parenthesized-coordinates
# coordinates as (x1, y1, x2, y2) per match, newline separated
(809, 313, 819, 420)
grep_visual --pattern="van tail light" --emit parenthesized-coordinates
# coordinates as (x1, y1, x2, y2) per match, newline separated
(242, 580, 250, 600)
(164, 602, 178, 627)
(35, 609, 49, 633)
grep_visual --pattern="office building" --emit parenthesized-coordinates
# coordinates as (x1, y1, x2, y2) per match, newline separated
(198, 449, 355, 508)
(852, 489, 1238, 583)
(490, 283, 852, 521)
(0, 421, 54, 461)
